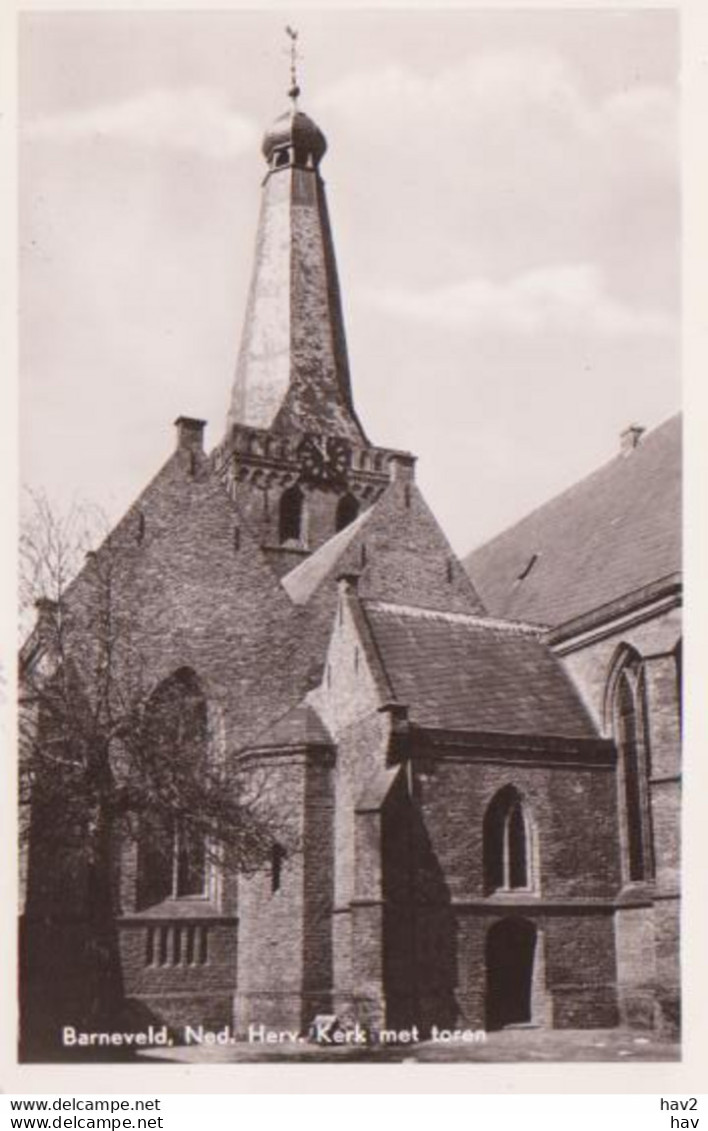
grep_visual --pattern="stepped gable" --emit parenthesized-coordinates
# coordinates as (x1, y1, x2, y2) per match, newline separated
(465, 414, 681, 627)
(360, 600, 599, 739)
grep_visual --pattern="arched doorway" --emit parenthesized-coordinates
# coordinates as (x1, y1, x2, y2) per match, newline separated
(485, 918, 537, 1030)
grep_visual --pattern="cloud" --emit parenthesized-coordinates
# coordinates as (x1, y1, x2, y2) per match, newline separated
(315, 48, 676, 167)
(24, 86, 258, 160)
(318, 50, 586, 125)
(364, 263, 676, 339)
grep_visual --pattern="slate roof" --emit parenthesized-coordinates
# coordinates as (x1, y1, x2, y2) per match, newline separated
(247, 702, 333, 751)
(362, 601, 597, 738)
(464, 415, 681, 627)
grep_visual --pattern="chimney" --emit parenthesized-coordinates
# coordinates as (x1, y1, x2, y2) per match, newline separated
(388, 452, 416, 483)
(174, 416, 206, 452)
(620, 423, 645, 456)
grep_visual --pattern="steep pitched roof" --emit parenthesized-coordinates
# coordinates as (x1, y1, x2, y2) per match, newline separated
(361, 601, 597, 738)
(464, 415, 681, 627)
(226, 107, 366, 444)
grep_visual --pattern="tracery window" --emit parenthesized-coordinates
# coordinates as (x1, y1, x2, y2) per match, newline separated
(136, 668, 209, 907)
(483, 786, 535, 894)
(611, 651, 653, 883)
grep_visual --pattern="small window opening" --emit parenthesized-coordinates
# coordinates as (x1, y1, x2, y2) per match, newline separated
(279, 485, 304, 544)
(233, 526, 241, 552)
(275, 149, 290, 169)
(198, 925, 208, 965)
(271, 844, 286, 893)
(446, 558, 454, 583)
(189, 451, 197, 477)
(404, 485, 411, 509)
(516, 553, 539, 582)
(185, 926, 195, 966)
(158, 927, 169, 966)
(335, 493, 359, 533)
(360, 543, 367, 568)
(136, 511, 146, 544)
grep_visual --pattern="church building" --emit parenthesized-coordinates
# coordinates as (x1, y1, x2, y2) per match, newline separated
(21, 78, 681, 1049)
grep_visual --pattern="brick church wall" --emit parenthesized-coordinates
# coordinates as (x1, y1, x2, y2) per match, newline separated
(22, 422, 342, 1036)
(233, 750, 335, 1034)
(404, 748, 621, 1030)
(554, 601, 681, 1033)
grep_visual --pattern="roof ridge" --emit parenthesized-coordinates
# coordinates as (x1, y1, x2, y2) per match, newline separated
(364, 599, 544, 634)
(465, 412, 681, 560)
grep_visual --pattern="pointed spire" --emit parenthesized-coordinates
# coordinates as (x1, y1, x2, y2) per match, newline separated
(226, 53, 366, 445)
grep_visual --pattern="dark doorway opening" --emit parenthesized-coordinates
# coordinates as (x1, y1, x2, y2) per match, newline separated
(485, 917, 537, 1031)
(335, 492, 359, 533)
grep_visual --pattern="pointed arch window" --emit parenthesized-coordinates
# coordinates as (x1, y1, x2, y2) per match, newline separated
(279, 485, 305, 545)
(483, 786, 535, 894)
(137, 669, 209, 908)
(335, 493, 359, 533)
(611, 651, 653, 883)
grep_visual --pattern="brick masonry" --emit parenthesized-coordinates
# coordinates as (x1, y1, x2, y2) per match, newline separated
(21, 96, 681, 1054)
(553, 601, 681, 1034)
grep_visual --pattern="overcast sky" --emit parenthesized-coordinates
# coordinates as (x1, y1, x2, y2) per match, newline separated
(19, 8, 680, 555)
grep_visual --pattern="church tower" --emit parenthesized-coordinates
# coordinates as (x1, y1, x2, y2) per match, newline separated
(213, 72, 412, 576)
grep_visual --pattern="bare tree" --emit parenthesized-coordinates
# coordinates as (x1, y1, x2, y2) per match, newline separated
(19, 490, 287, 1049)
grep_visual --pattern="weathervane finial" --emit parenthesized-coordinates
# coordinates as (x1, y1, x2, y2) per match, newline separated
(285, 25, 301, 108)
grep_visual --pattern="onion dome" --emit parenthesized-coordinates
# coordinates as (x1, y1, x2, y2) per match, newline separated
(262, 109, 328, 170)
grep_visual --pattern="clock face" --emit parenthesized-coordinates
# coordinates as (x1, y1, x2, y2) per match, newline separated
(325, 437, 351, 484)
(297, 434, 351, 486)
